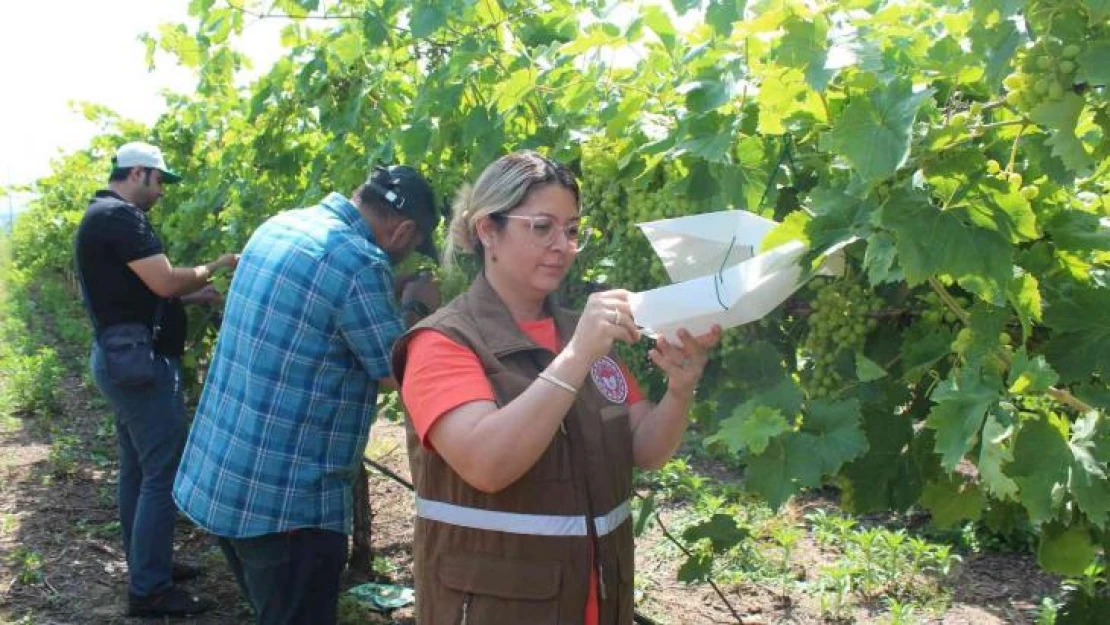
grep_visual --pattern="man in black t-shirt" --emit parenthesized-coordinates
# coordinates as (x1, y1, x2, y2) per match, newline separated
(74, 142, 237, 618)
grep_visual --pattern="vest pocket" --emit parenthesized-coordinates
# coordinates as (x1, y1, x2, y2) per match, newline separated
(439, 553, 561, 624)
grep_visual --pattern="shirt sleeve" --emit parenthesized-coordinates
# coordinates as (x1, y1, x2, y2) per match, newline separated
(106, 206, 164, 263)
(621, 362, 645, 405)
(401, 329, 496, 448)
(337, 262, 405, 379)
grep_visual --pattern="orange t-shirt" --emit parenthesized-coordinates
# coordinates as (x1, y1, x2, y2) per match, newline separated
(400, 317, 645, 625)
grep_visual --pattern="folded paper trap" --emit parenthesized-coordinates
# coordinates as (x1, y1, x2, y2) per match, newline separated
(628, 211, 853, 342)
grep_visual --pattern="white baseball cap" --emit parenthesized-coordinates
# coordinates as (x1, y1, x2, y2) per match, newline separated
(112, 142, 182, 183)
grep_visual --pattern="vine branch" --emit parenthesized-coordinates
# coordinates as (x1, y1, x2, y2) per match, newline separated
(653, 512, 747, 624)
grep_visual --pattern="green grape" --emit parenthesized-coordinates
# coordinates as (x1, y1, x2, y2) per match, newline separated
(1033, 79, 1049, 95)
(1008, 172, 1023, 188)
(801, 278, 881, 398)
(1003, 73, 1024, 90)
(1020, 185, 1039, 200)
(1062, 45, 1080, 59)
(986, 160, 1001, 174)
(1059, 60, 1075, 74)
(1048, 83, 1064, 99)
(1036, 56, 1052, 70)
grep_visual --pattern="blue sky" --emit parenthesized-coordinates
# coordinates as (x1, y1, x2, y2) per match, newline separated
(0, 0, 282, 212)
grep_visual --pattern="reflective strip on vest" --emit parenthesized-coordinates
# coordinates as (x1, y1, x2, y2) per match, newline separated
(415, 497, 631, 537)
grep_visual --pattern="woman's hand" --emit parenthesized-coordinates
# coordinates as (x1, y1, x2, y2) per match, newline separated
(649, 325, 722, 399)
(567, 289, 640, 363)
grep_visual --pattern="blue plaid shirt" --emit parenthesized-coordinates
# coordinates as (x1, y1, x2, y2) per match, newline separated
(174, 193, 403, 538)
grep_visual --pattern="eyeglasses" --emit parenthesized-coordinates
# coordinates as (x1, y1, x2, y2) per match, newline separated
(497, 214, 595, 252)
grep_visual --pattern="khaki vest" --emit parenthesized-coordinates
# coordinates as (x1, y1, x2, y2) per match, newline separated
(393, 275, 635, 624)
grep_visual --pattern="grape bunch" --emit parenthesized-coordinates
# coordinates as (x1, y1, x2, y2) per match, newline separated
(802, 279, 881, 398)
(624, 186, 697, 224)
(916, 290, 969, 327)
(1002, 41, 1081, 114)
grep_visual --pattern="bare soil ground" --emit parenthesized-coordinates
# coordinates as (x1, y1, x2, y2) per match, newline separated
(0, 370, 1059, 625)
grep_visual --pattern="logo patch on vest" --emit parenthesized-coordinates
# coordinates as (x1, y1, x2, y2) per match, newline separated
(590, 356, 629, 404)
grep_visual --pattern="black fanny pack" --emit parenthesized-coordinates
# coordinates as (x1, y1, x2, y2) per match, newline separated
(96, 315, 163, 387)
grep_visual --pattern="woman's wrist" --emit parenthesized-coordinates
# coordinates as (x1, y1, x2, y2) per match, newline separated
(665, 383, 697, 404)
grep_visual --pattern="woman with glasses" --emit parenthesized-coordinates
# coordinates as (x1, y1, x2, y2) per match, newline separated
(391, 151, 720, 624)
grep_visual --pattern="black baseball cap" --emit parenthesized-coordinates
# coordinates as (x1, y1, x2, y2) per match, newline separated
(366, 165, 439, 259)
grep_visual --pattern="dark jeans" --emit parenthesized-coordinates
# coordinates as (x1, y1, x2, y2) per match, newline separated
(90, 345, 185, 597)
(218, 529, 348, 625)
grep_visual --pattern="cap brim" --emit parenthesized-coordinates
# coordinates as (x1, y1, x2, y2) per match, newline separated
(161, 170, 183, 184)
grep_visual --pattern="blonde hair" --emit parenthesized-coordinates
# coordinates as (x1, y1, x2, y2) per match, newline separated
(442, 151, 580, 271)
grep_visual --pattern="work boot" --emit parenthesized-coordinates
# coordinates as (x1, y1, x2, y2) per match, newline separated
(127, 586, 214, 618)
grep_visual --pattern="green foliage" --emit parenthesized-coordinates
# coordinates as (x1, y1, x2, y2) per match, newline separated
(0, 347, 63, 418)
(7, 546, 44, 585)
(10, 0, 1110, 590)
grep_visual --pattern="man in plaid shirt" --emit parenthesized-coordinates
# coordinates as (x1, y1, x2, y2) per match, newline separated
(173, 166, 440, 624)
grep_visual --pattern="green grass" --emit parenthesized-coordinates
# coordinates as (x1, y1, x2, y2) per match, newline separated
(634, 457, 964, 622)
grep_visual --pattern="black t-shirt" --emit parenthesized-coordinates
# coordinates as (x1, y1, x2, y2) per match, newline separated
(75, 190, 187, 357)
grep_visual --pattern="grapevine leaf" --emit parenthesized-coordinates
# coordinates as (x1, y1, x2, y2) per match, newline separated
(721, 136, 772, 211)
(643, 6, 676, 49)
(744, 435, 820, 508)
(1067, 412, 1110, 528)
(677, 551, 713, 583)
(331, 31, 363, 66)
(706, 404, 790, 455)
(962, 306, 1010, 374)
(744, 400, 864, 507)
(722, 341, 790, 391)
(967, 182, 1040, 243)
(862, 232, 903, 285)
(682, 513, 751, 552)
(840, 408, 938, 513)
(879, 187, 1011, 291)
(1008, 414, 1071, 526)
(493, 68, 536, 113)
(1007, 350, 1059, 394)
(1029, 94, 1095, 175)
(898, 321, 954, 382)
(824, 80, 931, 187)
(804, 398, 869, 474)
(1038, 522, 1098, 576)
(979, 408, 1019, 500)
(1077, 39, 1110, 85)
(761, 210, 810, 252)
(806, 185, 876, 252)
(672, 131, 734, 162)
(775, 16, 834, 91)
(1007, 271, 1042, 337)
(757, 378, 805, 415)
(968, 16, 1021, 86)
(920, 474, 985, 528)
(1042, 286, 1110, 382)
(706, 0, 745, 38)
(1079, 0, 1110, 23)
(410, 2, 448, 38)
(925, 371, 999, 471)
(1044, 210, 1110, 251)
(756, 67, 825, 135)
(855, 353, 886, 382)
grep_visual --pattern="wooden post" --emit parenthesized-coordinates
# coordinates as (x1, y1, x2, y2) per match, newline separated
(350, 462, 373, 573)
